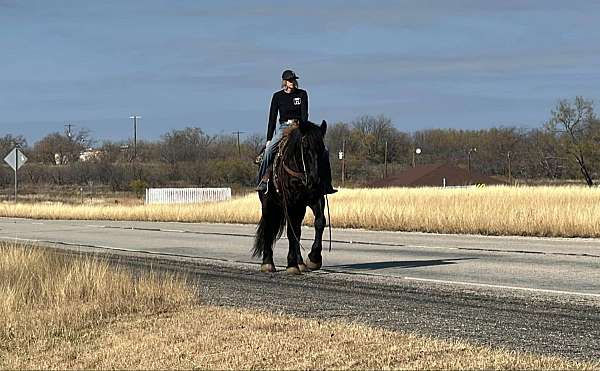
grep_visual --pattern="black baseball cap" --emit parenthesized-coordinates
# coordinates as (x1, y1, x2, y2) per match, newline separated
(282, 69, 299, 81)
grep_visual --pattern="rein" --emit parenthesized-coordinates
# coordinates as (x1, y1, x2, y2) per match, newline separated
(326, 194, 332, 252)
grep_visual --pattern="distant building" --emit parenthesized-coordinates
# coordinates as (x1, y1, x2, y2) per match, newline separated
(54, 153, 68, 165)
(369, 163, 506, 188)
(79, 148, 103, 162)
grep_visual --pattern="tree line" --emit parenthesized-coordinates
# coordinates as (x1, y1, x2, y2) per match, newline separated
(1, 96, 599, 192)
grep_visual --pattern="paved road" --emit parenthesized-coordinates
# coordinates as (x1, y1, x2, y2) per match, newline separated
(1, 217, 600, 360)
(1, 217, 598, 296)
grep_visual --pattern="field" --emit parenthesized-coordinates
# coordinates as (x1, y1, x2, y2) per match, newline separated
(1, 185, 600, 237)
(1, 242, 596, 369)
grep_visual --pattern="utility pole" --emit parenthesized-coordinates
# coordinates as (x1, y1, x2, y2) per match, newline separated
(383, 141, 388, 178)
(129, 115, 141, 160)
(467, 147, 477, 180)
(341, 139, 346, 186)
(64, 123, 75, 139)
(507, 151, 512, 185)
(413, 147, 422, 168)
(232, 131, 245, 158)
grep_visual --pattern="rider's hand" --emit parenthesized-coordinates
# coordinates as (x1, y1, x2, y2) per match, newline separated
(266, 140, 271, 148)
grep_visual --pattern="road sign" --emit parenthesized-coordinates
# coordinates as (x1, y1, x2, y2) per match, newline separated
(4, 147, 27, 203)
(4, 148, 28, 171)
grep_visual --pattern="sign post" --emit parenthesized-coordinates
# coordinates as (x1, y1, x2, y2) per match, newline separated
(4, 147, 28, 203)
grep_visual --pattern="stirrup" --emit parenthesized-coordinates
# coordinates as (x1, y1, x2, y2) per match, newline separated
(256, 179, 269, 194)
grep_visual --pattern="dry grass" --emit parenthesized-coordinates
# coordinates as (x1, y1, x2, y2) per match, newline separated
(2, 185, 600, 237)
(0, 242, 196, 362)
(0, 242, 596, 369)
(6, 306, 597, 370)
(330, 185, 600, 237)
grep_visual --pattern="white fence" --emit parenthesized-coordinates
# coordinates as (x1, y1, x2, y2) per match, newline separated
(145, 187, 231, 204)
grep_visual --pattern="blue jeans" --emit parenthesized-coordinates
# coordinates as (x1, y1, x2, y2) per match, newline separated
(257, 122, 292, 183)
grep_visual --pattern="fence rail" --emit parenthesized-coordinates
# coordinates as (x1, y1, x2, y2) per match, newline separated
(145, 187, 231, 204)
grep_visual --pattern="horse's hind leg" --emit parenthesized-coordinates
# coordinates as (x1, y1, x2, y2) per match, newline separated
(256, 197, 281, 273)
(307, 197, 325, 271)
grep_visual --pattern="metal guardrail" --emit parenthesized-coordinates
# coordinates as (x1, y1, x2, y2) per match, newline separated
(145, 187, 231, 204)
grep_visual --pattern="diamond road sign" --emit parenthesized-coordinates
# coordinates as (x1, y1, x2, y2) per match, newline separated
(4, 147, 28, 171)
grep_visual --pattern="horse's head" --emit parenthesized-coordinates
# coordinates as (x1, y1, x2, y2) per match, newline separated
(278, 120, 327, 197)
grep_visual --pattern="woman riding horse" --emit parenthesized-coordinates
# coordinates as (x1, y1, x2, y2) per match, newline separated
(253, 119, 329, 274)
(256, 69, 337, 195)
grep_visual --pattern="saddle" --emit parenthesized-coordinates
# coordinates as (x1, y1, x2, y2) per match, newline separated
(253, 120, 300, 166)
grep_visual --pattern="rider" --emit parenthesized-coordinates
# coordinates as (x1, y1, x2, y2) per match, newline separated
(256, 69, 337, 195)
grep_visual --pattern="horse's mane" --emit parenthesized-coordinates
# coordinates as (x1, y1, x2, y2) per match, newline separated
(280, 121, 324, 159)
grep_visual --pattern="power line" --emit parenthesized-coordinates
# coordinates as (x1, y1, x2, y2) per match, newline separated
(64, 123, 75, 138)
(232, 131, 245, 158)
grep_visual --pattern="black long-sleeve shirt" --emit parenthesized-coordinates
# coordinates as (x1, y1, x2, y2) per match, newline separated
(266, 88, 308, 141)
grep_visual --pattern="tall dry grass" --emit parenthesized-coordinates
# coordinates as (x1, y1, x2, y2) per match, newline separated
(0, 242, 196, 356)
(329, 185, 600, 237)
(6, 302, 598, 369)
(1, 186, 600, 237)
(1, 243, 596, 369)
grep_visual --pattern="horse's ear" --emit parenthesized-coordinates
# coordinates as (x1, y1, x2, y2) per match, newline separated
(320, 120, 327, 137)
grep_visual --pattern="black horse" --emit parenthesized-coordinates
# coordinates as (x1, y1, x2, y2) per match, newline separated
(252, 120, 328, 274)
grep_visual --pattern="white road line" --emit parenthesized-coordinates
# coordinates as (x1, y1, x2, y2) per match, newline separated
(31, 222, 44, 225)
(0, 236, 137, 252)
(1, 236, 41, 243)
(404, 276, 600, 298)
(2, 234, 598, 298)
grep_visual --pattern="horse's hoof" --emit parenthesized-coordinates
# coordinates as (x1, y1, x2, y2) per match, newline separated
(298, 263, 311, 273)
(260, 264, 276, 273)
(286, 266, 302, 275)
(306, 260, 322, 271)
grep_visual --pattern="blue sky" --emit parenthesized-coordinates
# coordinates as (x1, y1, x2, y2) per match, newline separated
(2, 0, 600, 144)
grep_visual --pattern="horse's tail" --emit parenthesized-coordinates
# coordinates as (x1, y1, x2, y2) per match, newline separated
(252, 202, 286, 258)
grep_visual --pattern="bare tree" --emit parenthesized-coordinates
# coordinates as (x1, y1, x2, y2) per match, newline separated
(0, 134, 27, 157)
(160, 127, 212, 166)
(545, 96, 597, 186)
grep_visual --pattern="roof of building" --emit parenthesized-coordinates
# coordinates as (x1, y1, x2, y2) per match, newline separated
(369, 163, 506, 188)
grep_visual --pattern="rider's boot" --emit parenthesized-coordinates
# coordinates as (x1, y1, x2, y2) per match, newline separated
(321, 180, 338, 195)
(255, 168, 272, 193)
(319, 149, 338, 195)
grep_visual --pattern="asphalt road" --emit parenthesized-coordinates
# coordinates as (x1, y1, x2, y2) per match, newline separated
(1, 217, 598, 296)
(1, 217, 599, 360)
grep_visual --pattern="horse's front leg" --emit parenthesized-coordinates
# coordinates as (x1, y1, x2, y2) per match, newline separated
(307, 197, 326, 270)
(286, 205, 306, 275)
